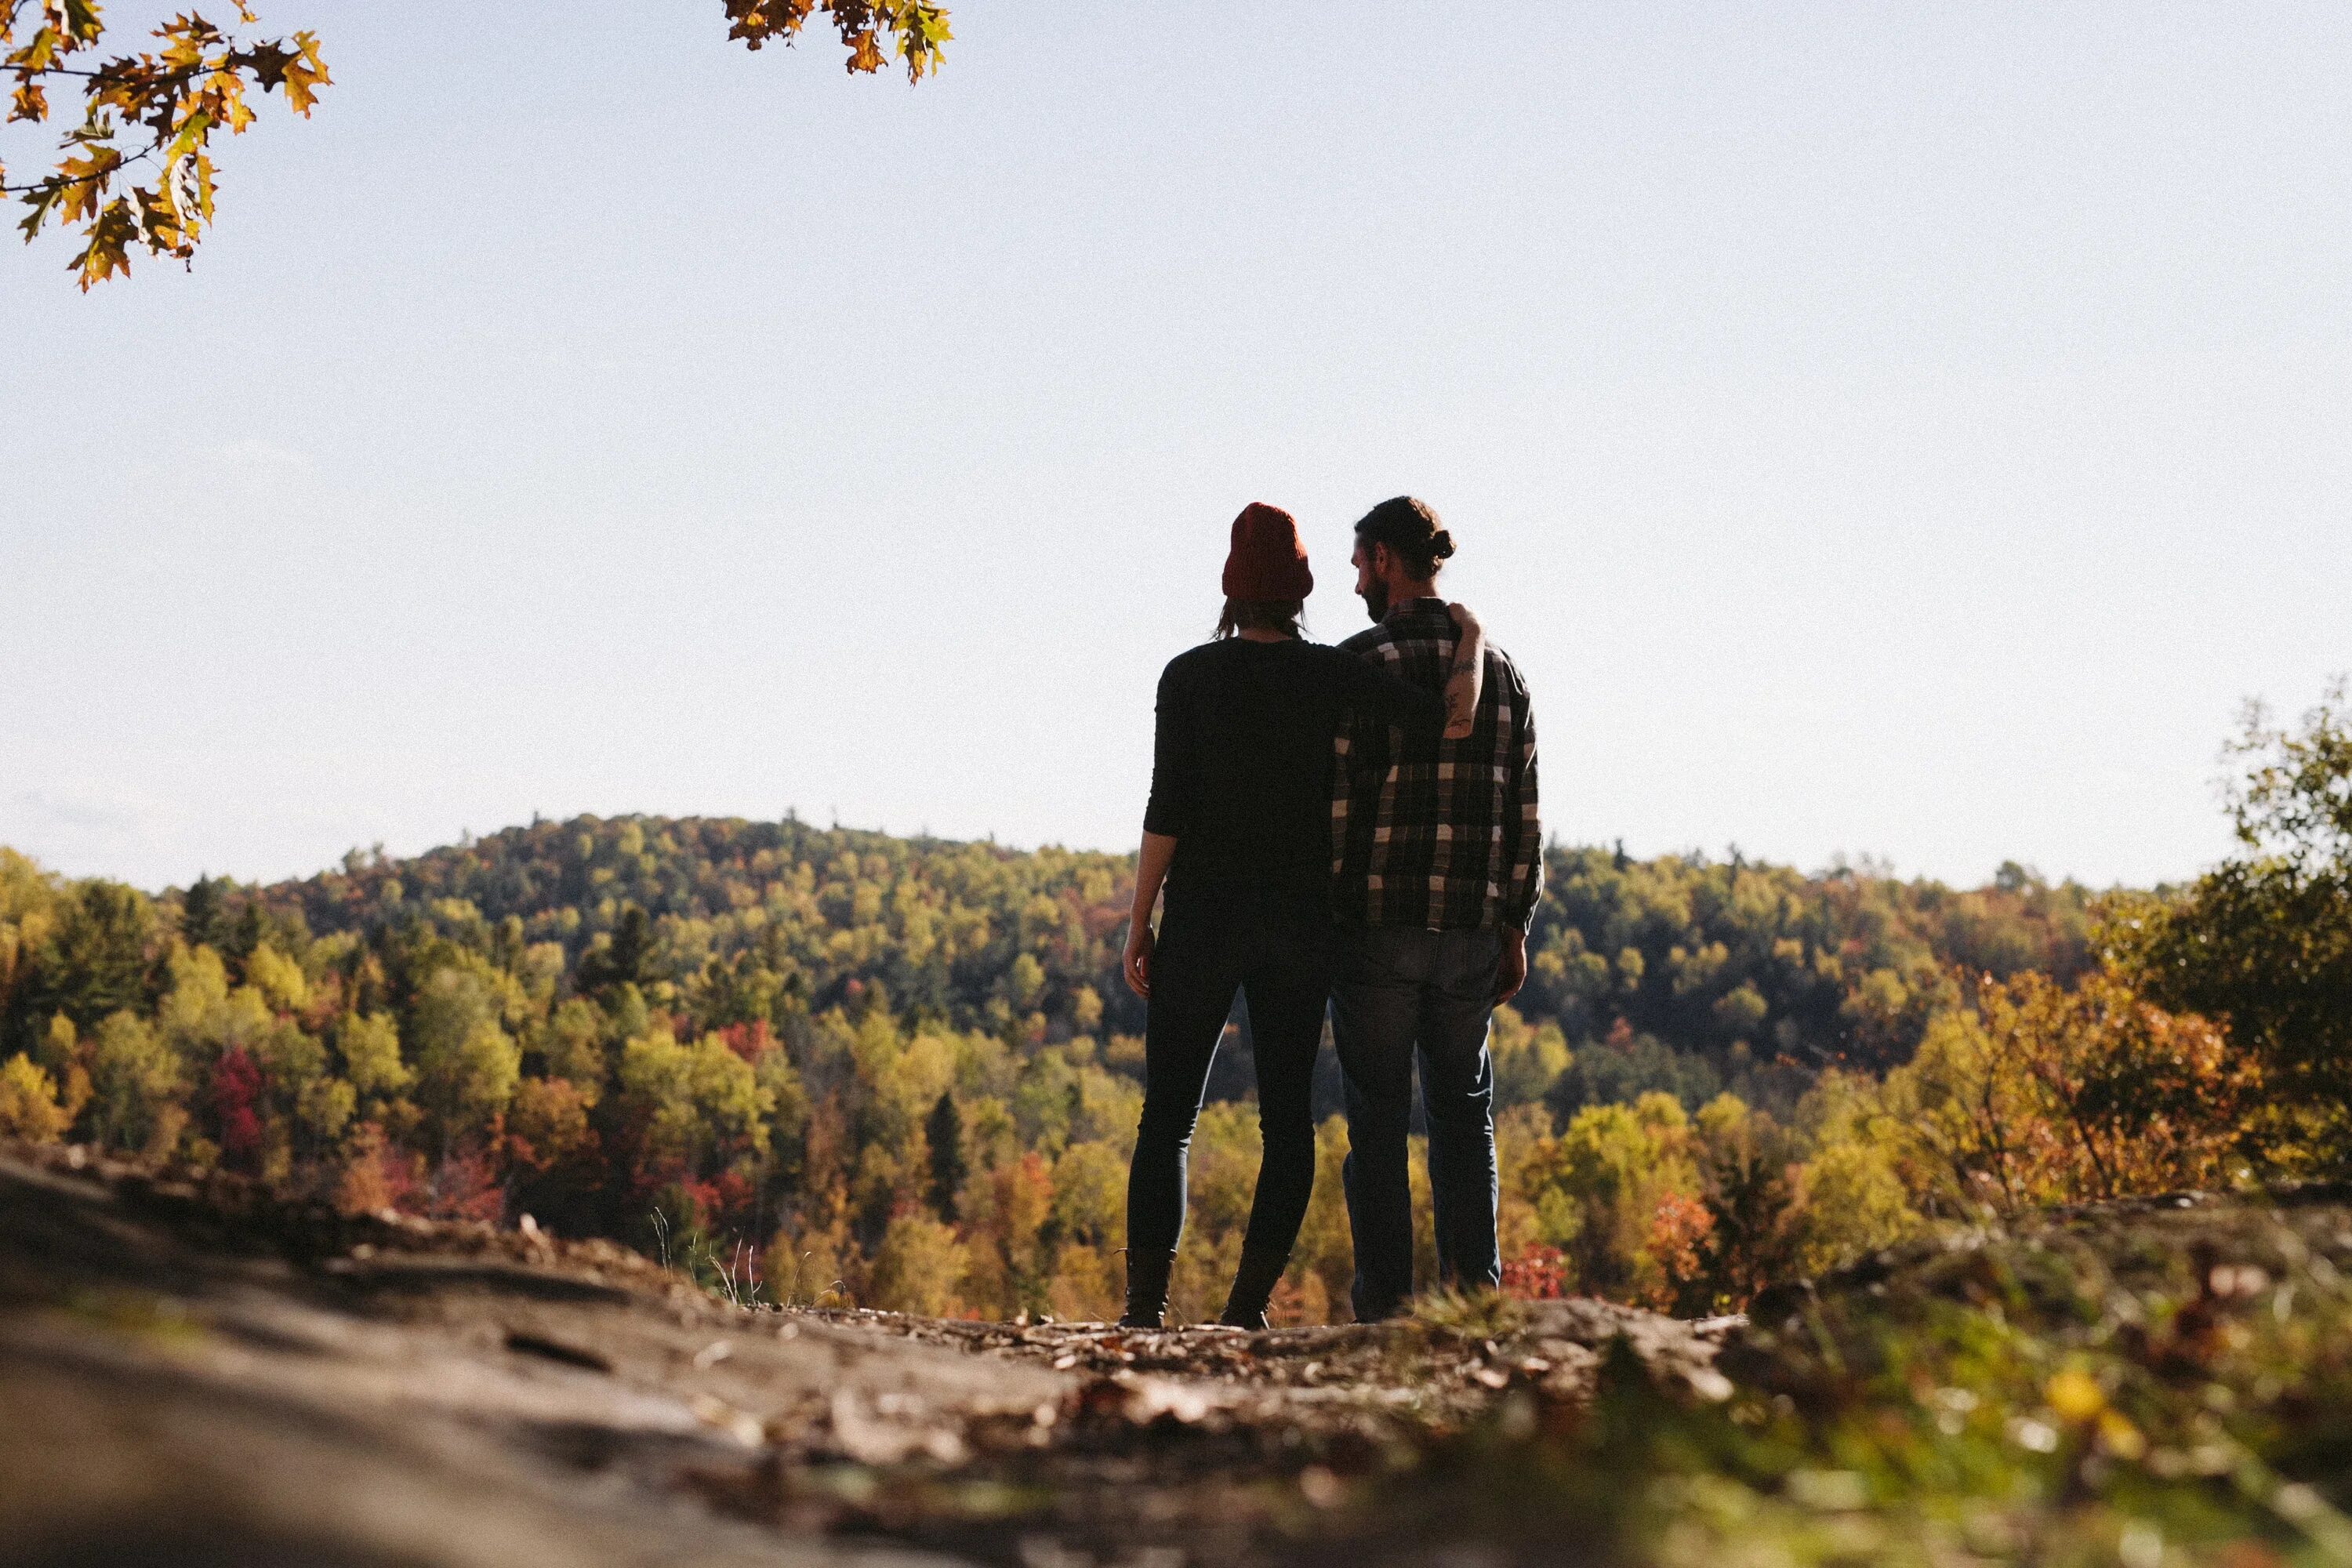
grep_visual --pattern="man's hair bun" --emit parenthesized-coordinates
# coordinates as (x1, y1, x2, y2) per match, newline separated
(1353, 495, 1457, 579)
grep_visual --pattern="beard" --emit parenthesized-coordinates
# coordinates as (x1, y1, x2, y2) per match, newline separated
(1360, 580, 1389, 622)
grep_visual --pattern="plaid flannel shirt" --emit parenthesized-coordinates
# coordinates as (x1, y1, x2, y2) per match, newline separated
(1330, 598, 1542, 931)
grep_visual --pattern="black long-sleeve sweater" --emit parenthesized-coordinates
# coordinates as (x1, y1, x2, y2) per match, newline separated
(1142, 636, 1447, 906)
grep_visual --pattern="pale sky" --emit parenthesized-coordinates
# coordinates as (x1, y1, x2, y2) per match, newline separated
(3, 2, 2347, 894)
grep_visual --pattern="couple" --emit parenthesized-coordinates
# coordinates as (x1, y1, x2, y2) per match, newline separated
(1117, 496, 1542, 1329)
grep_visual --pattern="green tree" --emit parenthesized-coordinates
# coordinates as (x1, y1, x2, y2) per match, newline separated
(1690, 1092, 1800, 1305)
(615, 1026, 771, 1178)
(577, 906, 657, 996)
(406, 967, 521, 1145)
(85, 1009, 182, 1155)
(2124, 679, 2352, 1169)
(180, 875, 231, 950)
(535, 998, 608, 1102)
(1520, 1092, 1708, 1306)
(1783, 1073, 1919, 1279)
(924, 1091, 964, 1221)
(12, 880, 154, 1042)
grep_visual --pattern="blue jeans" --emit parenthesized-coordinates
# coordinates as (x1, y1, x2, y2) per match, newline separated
(1331, 925, 1503, 1319)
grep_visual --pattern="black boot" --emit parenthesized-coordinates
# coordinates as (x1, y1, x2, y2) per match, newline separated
(1218, 1247, 1290, 1330)
(1120, 1249, 1176, 1328)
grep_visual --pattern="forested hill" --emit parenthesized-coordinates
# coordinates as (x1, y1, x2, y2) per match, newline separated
(0, 815, 2151, 1323)
(273, 816, 1148, 1052)
(256, 814, 2094, 1100)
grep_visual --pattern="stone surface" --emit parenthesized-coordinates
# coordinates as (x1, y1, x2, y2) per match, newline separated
(0, 1146, 1735, 1568)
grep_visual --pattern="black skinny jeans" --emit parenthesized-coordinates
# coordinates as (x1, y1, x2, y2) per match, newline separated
(1125, 889, 1333, 1261)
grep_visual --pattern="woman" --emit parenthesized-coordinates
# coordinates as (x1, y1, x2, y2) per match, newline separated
(1118, 503, 1483, 1329)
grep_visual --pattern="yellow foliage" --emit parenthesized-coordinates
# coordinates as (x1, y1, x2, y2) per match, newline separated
(2045, 1367, 2105, 1423)
(88, 1011, 181, 1154)
(337, 1012, 412, 1099)
(245, 942, 310, 1014)
(158, 943, 232, 1043)
(764, 1224, 851, 1308)
(1490, 1006, 1570, 1108)
(885, 1027, 958, 1123)
(617, 1028, 771, 1176)
(1050, 1141, 1126, 1250)
(1884, 965, 2254, 1213)
(507, 1077, 594, 1174)
(536, 1000, 605, 1103)
(1788, 1135, 1918, 1279)
(868, 1214, 967, 1316)
(1518, 1093, 1710, 1306)
(0, 1054, 70, 1144)
(1047, 1245, 1118, 1323)
(296, 1076, 356, 1142)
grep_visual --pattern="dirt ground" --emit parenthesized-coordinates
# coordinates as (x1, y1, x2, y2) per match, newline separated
(0, 1146, 1736, 1568)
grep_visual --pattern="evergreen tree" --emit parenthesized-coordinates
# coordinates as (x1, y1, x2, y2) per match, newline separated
(181, 875, 232, 950)
(927, 1091, 965, 1221)
(579, 906, 655, 996)
(11, 880, 155, 1044)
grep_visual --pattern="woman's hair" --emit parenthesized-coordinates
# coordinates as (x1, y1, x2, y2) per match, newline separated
(1352, 495, 1456, 581)
(1214, 597, 1306, 641)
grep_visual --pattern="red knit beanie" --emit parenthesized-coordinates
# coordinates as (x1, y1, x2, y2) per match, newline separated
(1221, 503, 1314, 601)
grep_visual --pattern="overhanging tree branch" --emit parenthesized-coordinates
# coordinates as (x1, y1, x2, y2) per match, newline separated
(4, 0, 951, 288)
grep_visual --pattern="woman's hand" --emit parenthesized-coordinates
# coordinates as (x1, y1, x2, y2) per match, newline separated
(1123, 919, 1156, 999)
(1124, 831, 1176, 1000)
(1443, 602, 1486, 739)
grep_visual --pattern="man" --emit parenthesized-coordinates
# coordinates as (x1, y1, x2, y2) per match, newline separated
(1330, 495, 1541, 1320)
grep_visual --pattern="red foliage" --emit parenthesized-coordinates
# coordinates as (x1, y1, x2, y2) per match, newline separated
(695, 1169, 758, 1232)
(647, 1170, 757, 1237)
(717, 1020, 777, 1062)
(423, 1146, 505, 1224)
(1501, 1243, 1567, 1301)
(334, 1121, 418, 1217)
(676, 1180, 717, 1234)
(209, 1047, 265, 1170)
(1641, 1189, 1716, 1310)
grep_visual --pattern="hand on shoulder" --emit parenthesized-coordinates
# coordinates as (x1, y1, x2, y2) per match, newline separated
(1443, 603, 1485, 738)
